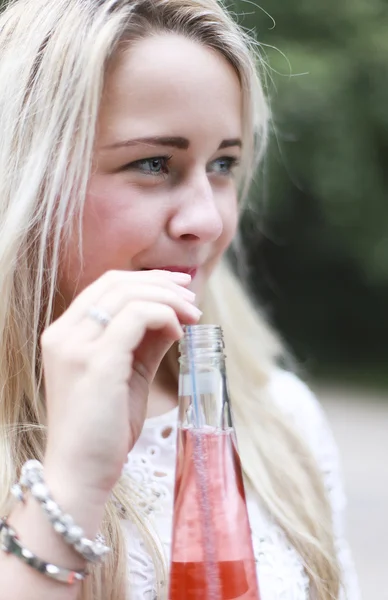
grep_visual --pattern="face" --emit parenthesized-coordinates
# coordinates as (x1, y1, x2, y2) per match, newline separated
(58, 33, 243, 306)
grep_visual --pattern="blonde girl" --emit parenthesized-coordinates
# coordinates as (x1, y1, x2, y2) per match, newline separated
(0, 1, 359, 599)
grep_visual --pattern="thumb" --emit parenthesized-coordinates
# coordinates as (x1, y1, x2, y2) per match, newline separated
(133, 330, 178, 384)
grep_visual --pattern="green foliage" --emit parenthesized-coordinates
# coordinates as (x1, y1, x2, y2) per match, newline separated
(233, 0, 388, 380)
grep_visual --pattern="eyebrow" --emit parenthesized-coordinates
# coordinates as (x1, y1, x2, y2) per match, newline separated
(103, 136, 242, 151)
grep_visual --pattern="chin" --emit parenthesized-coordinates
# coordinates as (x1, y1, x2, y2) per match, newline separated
(190, 270, 209, 306)
(191, 280, 203, 301)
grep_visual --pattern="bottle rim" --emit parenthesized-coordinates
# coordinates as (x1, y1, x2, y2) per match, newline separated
(179, 325, 225, 359)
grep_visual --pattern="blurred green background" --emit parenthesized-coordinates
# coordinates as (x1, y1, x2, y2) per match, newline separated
(232, 0, 388, 387)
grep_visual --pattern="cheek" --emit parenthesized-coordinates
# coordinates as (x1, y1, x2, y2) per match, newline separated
(217, 193, 239, 251)
(59, 180, 164, 294)
(82, 189, 161, 269)
(201, 193, 238, 282)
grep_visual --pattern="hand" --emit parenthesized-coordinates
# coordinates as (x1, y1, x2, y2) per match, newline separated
(41, 270, 201, 512)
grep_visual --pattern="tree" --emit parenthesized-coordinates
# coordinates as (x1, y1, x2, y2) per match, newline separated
(234, 0, 388, 381)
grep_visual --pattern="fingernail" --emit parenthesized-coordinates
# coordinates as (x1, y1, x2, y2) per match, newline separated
(181, 288, 196, 301)
(189, 306, 203, 319)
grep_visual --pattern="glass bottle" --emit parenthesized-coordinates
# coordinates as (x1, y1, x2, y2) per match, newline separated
(168, 325, 261, 600)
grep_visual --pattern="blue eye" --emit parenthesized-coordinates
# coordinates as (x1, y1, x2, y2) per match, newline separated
(124, 156, 171, 176)
(209, 156, 239, 175)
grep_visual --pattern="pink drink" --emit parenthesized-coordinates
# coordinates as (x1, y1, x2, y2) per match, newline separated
(169, 427, 260, 600)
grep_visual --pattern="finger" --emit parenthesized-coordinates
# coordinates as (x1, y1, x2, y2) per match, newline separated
(52, 270, 193, 329)
(70, 269, 192, 316)
(93, 301, 185, 372)
(57, 284, 200, 345)
(132, 331, 176, 384)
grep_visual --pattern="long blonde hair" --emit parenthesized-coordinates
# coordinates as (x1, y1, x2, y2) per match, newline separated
(0, 0, 340, 598)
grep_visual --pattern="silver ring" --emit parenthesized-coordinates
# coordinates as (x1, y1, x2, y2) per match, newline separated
(88, 306, 112, 328)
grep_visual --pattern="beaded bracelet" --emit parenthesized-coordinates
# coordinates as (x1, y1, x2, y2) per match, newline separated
(0, 517, 87, 584)
(12, 460, 110, 564)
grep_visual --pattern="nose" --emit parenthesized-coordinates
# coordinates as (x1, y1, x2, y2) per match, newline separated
(167, 173, 223, 243)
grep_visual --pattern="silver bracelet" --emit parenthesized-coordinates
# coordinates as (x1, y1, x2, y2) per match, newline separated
(12, 460, 110, 564)
(0, 517, 87, 584)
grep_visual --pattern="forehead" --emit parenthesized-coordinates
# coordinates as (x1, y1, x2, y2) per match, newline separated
(98, 33, 243, 146)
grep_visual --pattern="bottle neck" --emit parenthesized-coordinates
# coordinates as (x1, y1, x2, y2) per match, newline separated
(179, 325, 225, 367)
(178, 325, 232, 430)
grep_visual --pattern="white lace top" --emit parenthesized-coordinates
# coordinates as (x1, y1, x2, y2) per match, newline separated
(122, 369, 360, 600)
